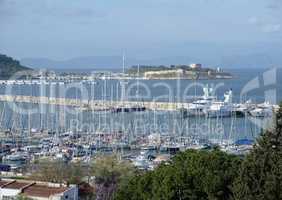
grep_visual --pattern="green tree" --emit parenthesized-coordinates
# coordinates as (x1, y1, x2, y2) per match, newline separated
(115, 149, 241, 200)
(0, 54, 31, 79)
(92, 154, 136, 200)
(30, 159, 85, 184)
(233, 103, 282, 200)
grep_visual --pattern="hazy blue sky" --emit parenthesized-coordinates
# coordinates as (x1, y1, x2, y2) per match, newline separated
(1, 0, 282, 62)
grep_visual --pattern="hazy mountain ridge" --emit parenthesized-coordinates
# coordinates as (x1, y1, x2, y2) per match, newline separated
(0, 54, 32, 79)
(21, 56, 124, 69)
(21, 54, 282, 70)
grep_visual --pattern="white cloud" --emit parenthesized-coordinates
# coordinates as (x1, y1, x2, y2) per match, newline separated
(262, 24, 281, 33)
(248, 16, 281, 33)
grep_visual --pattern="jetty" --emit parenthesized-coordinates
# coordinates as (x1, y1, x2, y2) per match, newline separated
(0, 93, 278, 116)
(0, 95, 181, 111)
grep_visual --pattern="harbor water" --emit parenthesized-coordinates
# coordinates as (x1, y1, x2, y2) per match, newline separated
(0, 68, 281, 143)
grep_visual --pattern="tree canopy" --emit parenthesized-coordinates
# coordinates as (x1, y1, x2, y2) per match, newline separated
(115, 150, 241, 200)
(29, 159, 85, 184)
(0, 54, 31, 79)
(26, 104, 282, 200)
(92, 154, 136, 200)
(114, 102, 282, 200)
(233, 103, 282, 200)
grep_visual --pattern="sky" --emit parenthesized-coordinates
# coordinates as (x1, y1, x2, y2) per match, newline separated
(0, 0, 282, 65)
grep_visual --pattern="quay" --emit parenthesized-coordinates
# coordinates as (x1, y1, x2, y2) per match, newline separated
(0, 94, 278, 116)
(0, 95, 181, 111)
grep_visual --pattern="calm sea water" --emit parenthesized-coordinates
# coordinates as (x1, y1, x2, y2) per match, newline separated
(0, 68, 281, 142)
(2, 68, 282, 102)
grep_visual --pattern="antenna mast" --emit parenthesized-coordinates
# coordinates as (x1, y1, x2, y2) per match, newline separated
(122, 53, 125, 75)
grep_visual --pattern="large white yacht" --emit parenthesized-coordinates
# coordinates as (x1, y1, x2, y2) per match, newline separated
(204, 89, 234, 118)
(182, 85, 216, 117)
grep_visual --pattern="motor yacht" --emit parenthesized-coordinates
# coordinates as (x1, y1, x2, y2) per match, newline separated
(249, 102, 274, 118)
(204, 89, 234, 118)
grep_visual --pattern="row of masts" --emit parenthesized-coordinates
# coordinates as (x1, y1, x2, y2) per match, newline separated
(0, 87, 263, 141)
(0, 55, 272, 151)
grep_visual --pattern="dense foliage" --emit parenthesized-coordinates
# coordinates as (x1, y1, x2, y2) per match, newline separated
(233, 103, 282, 200)
(127, 65, 218, 75)
(28, 106, 282, 200)
(30, 159, 85, 184)
(114, 150, 241, 200)
(0, 54, 31, 79)
(113, 103, 282, 200)
(92, 155, 136, 200)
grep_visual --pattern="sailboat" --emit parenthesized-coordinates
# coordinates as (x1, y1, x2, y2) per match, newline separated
(112, 58, 146, 113)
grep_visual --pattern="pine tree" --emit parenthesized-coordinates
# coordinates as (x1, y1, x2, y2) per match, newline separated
(233, 103, 282, 200)
(115, 149, 241, 200)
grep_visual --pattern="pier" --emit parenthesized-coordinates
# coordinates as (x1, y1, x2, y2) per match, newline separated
(0, 95, 181, 111)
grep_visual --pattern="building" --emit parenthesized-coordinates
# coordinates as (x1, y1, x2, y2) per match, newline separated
(144, 69, 184, 79)
(189, 63, 202, 69)
(0, 179, 78, 200)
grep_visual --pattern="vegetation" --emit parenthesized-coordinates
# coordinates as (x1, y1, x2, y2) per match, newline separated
(29, 159, 96, 199)
(114, 150, 241, 200)
(126, 65, 232, 79)
(113, 104, 282, 200)
(29, 159, 85, 184)
(29, 155, 136, 200)
(233, 103, 282, 200)
(92, 154, 136, 200)
(127, 65, 219, 75)
(0, 54, 31, 79)
(28, 104, 282, 200)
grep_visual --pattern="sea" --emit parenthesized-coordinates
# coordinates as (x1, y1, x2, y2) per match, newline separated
(0, 68, 281, 142)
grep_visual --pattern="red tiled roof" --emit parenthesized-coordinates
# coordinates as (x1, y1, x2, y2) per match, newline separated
(23, 184, 69, 198)
(0, 181, 10, 187)
(0, 180, 71, 198)
(2, 181, 30, 189)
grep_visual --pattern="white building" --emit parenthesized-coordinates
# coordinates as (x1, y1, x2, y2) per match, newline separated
(144, 69, 184, 79)
(189, 63, 202, 69)
(0, 179, 78, 200)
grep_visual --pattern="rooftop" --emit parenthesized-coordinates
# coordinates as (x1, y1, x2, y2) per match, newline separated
(23, 184, 69, 198)
(0, 179, 73, 198)
(0, 180, 10, 187)
(2, 181, 31, 189)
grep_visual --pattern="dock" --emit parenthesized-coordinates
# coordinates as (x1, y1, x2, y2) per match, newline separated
(0, 95, 182, 111)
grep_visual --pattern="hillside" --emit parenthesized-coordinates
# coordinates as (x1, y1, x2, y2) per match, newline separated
(21, 56, 124, 69)
(21, 54, 282, 70)
(0, 54, 32, 79)
(127, 65, 233, 79)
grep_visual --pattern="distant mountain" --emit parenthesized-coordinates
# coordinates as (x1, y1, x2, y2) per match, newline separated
(21, 53, 282, 70)
(0, 54, 32, 79)
(20, 56, 202, 70)
(21, 56, 126, 70)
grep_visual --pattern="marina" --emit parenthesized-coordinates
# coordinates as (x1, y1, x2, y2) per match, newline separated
(0, 87, 277, 115)
(0, 74, 278, 171)
(1, 1, 282, 198)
